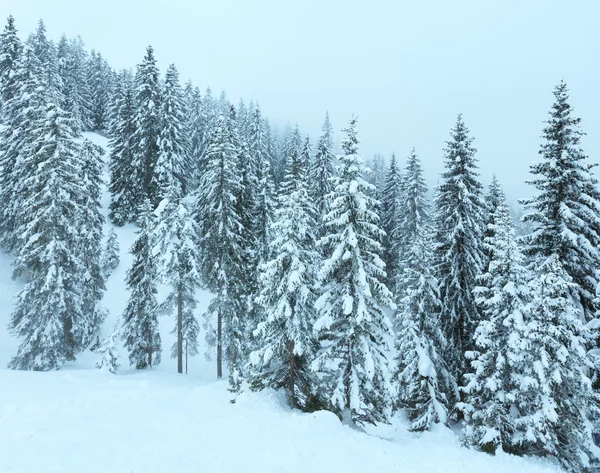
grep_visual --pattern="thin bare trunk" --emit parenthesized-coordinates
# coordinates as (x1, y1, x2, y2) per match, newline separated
(217, 310, 223, 378)
(177, 288, 183, 374)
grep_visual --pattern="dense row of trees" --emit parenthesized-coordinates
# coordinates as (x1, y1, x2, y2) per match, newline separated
(1, 16, 600, 472)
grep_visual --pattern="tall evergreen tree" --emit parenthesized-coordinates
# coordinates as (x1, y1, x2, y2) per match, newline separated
(394, 150, 453, 431)
(86, 50, 111, 130)
(77, 139, 107, 348)
(8, 104, 87, 370)
(132, 46, 162, 206)
(249, 147, 319, 408)
(461, 183, 530, 454)
(520, 81, 600, 324)
(155, 183, 201, 374)
(433, 115, 486, 385)
(516, 256, 600, 472)
(309, 112, 335, 235)
(195, 112, 245, 390)
(153, 64, 190, 199)
(312, 117, 395, 425)
(381, 153, 402, 288)
(0, 15, 21, 122)
(108, 70, 138, 225)
(121, 199, 161, 369)
(57, 36, 91, 132)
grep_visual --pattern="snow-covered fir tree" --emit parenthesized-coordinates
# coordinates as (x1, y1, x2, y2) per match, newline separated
(312, 117, 395, 425)
(95, 322, 121, 374)
(248, 104, 275, 268)
(520, 81, 600, 324)
(153, 63, 190, 200)
(132, 46, 162, 207)
(121, 199, 162, 369)
(433, 115, 486, 385)
(0, 15, 21, 122)
(108, 69, 138, 225)
(381, 152, 402, 288)
(394, 150, 453, 431)
(154, 183, 201, 374)
(86, 50, 112, 131)
(461, 183, 530, 454)
(8, 103, 88, 370)
(101, 227, 120, 278)
(516, 256, 600, 472)
(195, 112, 245, 390)
(274, 124, 301, 188)
(309, 112, 335, 237)
(57, 35, 91, 132)
(77, 139, 107, 349)
(249, 147, 319, 409)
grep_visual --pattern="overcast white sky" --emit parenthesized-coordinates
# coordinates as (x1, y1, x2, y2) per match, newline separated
(2, 0, 598, 204)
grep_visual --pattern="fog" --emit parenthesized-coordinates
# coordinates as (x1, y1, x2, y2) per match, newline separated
(2, 0, 599, 204)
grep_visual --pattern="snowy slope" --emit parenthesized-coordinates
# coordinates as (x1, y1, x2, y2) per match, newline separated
(0, 133, 563, 473)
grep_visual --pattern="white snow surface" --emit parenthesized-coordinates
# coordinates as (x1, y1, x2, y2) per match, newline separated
(0, 133, 564, 473)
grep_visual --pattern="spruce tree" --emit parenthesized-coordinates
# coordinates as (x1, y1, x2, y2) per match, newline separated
(312, 117, 395, 425)
(153, 63, 190, 200)
(195, 112, 245, 389)
(121, 199, 162, 369)
(309, 112, 335, 236)
(433, 115, 486, 385)
(520, 81, 600, 323)
(394, 150, 453, 431)
(249, 147, 319, 408)
(155, 183, 201, 374)
(0, 15, 21, 122)
(516, 256, 600, 472)
(86, 50, 111, 131)
(101, 227, 120, 278)
(461, 183, 530, 454)
(381, 153, 402, 288)
(8, 103, 87, 370)
(108, 70, 138, 225)
(95, 322, 121, 374)
(77, 139, 107, 349)
(132, 46, 161, 206)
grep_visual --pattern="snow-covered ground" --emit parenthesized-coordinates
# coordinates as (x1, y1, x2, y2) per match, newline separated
(0, 133, 563, 473)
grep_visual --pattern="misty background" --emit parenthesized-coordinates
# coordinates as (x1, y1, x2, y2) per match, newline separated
(2, 0, 598, 205)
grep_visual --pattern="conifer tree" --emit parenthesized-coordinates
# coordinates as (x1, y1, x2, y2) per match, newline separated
(520, 81, 600, 324)
(95, 322, 121, 374)
(132, 46, 161, 206)
(153, 63, 190, 200)
(86, 50, 111, 130)
(309, 112, 335, 235)
(381, 153, 402, 287)
(249, 147, 319, 408)
(461, 183, 530, 453)
(57, 36, 91, 132)
(0, 15, 21, 122)
(101, 227, 120, 278)
(8, 103, 87, 370)
(155, 183, 201, 374)
(312, 117, 395, 425)
(195, 112, 245, 389)
(433, 115, 486, 384)
(77, 139, 107, 348)
(394, 150, 453, 431)
(121, 200, 162, 369)
(108, 70, 138, 225)
(516, 256, 600, 472)
(248, 104, 275, 267)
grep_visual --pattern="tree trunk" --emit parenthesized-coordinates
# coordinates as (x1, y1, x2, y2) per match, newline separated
(217, 310, 222, 378)
(289, 338, 295, 407)
(185, 340, 188, 374)
(177, 287, 183, 374)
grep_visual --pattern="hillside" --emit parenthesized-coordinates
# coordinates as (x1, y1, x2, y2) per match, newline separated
(0, 133, 562, 473)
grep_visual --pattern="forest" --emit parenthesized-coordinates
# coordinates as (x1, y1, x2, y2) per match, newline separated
(1, 14, 599, 473)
